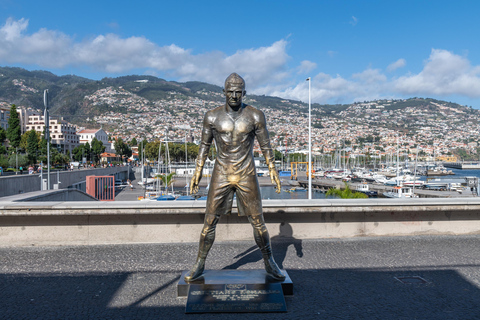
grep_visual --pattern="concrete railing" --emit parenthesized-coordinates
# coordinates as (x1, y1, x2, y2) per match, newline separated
(0, 166, 131, 197)
(1, 198, 480, 246)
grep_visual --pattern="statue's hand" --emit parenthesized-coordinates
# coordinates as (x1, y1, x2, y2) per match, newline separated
(269, 168, 281, 194)
(190, 175, 199, 194)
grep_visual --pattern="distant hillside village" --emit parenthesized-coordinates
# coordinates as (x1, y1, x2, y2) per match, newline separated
(1, 96, 479, 171)
(1, 67, 480, 171)
(0, 103, 130, 166)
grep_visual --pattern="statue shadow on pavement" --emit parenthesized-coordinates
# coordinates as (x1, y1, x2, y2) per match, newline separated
(222, 222, 303, 270)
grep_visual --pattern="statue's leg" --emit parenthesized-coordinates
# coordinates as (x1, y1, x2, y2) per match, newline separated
(248, 214, 286, 280)
(184, 214, 220, 282)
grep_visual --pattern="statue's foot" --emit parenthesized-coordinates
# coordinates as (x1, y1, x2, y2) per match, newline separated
(184, 259, 205, 282)
(263, 256, 286, 281)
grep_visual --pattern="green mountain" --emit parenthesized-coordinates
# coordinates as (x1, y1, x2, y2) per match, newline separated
(0, 66, 475, 130)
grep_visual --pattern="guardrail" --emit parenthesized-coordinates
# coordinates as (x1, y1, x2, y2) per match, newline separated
(0, 166, 130, 198)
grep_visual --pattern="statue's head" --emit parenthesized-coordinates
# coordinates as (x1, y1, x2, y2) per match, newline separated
(224, 73, 245, 89)
(224, 73, 246, 109)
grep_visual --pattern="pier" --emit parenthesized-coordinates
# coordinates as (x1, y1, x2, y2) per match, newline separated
(297, 178, 475, 198)
(443, 161, 480, 169)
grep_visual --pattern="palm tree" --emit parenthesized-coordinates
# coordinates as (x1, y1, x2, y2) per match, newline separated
(326, 182, 368, 199)
(156, 172, 176, 188)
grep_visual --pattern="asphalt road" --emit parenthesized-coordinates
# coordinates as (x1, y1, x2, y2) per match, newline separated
(1, 235, 480, 319)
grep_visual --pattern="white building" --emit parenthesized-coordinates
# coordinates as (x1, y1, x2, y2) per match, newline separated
(77, 128, 110, 151)
(26, 114, 80, 151)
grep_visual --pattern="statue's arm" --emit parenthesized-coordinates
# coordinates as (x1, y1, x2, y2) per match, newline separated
(255, 110, 281, 193)
(191, 113, 213, 194)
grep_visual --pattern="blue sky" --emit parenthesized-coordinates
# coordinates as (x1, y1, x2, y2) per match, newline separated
(1, 0, 480, 108)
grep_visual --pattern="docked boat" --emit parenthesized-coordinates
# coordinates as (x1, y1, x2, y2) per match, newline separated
(288, 187, 306, 192)
(176, 195, 195, 201)
(355, 183, 378, 197)
(423, 182, 449, 191)
(383, 186, 417, 198)
(156, 195, 176, 201)
(427, 166, 454, 176)
(402, 180, 425, 187)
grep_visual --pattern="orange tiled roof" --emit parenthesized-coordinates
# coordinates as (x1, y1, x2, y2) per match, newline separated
(78, 129, 100, 134)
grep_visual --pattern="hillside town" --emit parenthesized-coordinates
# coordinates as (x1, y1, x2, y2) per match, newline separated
(1, 80, 480, 166)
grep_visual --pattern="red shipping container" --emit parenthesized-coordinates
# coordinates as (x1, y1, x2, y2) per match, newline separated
(86, 176, 115, 201)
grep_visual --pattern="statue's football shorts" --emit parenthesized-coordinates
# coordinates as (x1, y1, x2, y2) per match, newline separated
(205, 173, 263, 216)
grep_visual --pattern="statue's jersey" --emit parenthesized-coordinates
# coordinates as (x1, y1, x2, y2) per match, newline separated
(196, 104, 275, 216)
(198, 104, 274, 178)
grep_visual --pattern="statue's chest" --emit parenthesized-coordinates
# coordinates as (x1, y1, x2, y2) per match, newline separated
(214, 116, 254, 140)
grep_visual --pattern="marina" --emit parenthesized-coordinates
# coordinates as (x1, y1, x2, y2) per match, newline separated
(114, 166, 480, 201)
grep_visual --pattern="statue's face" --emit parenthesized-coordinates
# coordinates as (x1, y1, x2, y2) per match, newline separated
(224, 83, 245, 108)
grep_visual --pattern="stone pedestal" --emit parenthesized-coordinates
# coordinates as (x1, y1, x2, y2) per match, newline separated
(177, 269, 293, 313)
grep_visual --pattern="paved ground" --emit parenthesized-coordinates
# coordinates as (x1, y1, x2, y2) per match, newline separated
(1, 235, 480, 319)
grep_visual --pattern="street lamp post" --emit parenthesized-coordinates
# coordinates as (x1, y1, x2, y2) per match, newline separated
(185, 130, 188, 195)
(44, 90, 50, 190)
(306, 77, 312, 199)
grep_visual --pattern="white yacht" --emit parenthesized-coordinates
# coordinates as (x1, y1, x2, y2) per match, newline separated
(383, 186, 417, 198)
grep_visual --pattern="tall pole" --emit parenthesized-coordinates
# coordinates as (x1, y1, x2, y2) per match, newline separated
(44, 90, 50, 190)
(40, 161, 43, 190)
(306, 77, 312, 199)
(185, 130, 188, 196)
(141, 140, 145, 199)
(413, 147, 419, 196)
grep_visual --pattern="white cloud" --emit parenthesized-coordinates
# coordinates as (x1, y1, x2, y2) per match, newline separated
(0, 18, 290, 89)
(352, 68, 387, 84)
(327, 50, 337, 58)
(387, 58, 406, 72)
(297, 60, 317, 74)
(394, 49, 480, 97)
(177, 40, 290, 89)
(0, 17, 28, 41)
(269, 68, 389, 104)
(269, 49, 480, 104)
(350, 16, 358, 26)
(3, 18, 480, 105)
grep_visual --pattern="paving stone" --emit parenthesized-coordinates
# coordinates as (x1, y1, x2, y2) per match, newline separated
(0, 235, 479, 319)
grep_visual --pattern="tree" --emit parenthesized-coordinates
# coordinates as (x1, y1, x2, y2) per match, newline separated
(130, 137, 138, 146)
(84, 142, 91, 161)
(91, 138, 106, 163)
(51, 149, 69, 166)
(0, 154, 8, 168)
(8, 153, 27, 169)
(19, 132, 29, 151)
(0, 127, 7, 155)
(0, 126, 6, 145)
(145, 141, 160, 161)
(156, 172, 176, 188)
(274, 149, 283, 161)
(72, 145, 87, 162)
(114, 137, 131, 162)
(326, 183, 368, 199)
(26, 129, 40, 164)
(6, 105, 21, 149)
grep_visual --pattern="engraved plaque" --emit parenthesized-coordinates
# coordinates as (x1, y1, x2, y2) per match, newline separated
(185, 283, 287, 313)
(177, 269, 293, 297)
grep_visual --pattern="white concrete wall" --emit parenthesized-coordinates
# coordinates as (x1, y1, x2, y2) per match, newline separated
(1, 198, 480, 246)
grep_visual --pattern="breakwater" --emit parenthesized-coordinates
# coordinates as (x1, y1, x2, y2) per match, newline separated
(443, 161, 480, 169)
